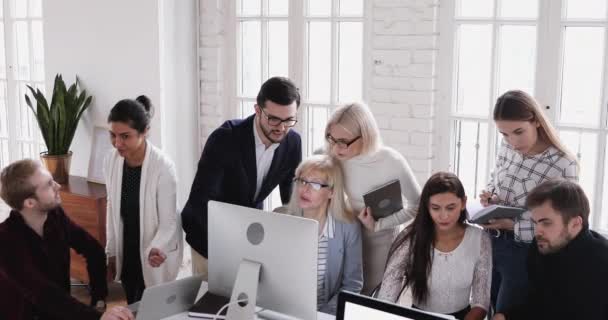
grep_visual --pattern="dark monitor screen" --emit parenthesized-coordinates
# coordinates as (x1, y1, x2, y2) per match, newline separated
(336, 291, 455, 320)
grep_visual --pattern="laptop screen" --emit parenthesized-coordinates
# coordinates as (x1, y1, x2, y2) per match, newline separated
(336, 291, 455, 320)
(344, 301, 417, 320)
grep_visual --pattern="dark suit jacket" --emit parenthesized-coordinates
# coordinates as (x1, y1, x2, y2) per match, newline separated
(181, 115, 302, 257)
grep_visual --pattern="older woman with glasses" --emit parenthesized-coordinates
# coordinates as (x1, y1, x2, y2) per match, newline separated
(324, 102, 421, 295)
(285, 154, 363, 315)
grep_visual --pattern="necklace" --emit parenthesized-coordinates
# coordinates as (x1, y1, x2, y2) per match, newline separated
(436, 251, 452, 262)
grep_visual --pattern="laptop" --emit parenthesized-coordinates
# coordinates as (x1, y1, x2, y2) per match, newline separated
(363, 179, 403, 220)
(127, 275, 203, 319)
(336, 291, 455, 320)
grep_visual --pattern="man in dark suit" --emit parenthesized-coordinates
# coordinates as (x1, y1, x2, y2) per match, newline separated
(181, 77, 302, 277)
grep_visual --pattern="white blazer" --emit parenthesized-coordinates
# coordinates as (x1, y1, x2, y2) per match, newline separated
(104, 141, 183, 286)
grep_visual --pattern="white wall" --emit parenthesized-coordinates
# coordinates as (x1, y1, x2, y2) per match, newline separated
(197, 0, 439, 184)
(43, 0, 198, 206)
(44, 0, 162, 177)
(158, 0, 199, 206)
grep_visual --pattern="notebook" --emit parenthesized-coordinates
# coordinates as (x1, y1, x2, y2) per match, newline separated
(467, 204, 526, 225)
(363, 179, 403, 220)
(188, 292, 230, 319)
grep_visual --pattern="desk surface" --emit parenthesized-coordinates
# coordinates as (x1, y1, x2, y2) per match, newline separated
(60, 175, 106, 198)
(162, 282, 334, 320)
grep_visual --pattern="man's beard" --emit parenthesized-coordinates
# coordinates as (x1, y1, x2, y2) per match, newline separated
(260, 123, 285, 144)
(537, 229, 572, 254)
(36, 196, 61, 212)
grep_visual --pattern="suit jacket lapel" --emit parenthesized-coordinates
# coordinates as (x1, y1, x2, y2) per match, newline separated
(240, 115, 258, 202)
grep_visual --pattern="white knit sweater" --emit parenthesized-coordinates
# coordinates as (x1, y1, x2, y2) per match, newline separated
(341, 146, 421, 231)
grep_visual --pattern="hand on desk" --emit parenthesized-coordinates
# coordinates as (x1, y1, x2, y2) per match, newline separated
(148, 248, 167, 268)
(101, 306, 135, 320)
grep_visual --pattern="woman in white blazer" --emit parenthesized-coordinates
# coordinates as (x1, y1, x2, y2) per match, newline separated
(105, 95, 183, 303)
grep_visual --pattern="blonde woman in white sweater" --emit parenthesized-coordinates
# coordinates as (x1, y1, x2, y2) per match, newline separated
(324, 102, 421, 294)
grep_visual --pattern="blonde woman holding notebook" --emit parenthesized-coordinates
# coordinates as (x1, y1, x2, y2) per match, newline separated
(479, 90, 578, 314)
(324, 102, 421, 295)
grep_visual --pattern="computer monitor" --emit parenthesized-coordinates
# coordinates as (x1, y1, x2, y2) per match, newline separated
(207, 201, 318, 320)
(336, 291, 455, 320)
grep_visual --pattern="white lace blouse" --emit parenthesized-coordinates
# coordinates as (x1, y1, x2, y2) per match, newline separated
(378, 225, 492, 314)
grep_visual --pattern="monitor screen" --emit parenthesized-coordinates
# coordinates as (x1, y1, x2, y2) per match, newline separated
(336, 291, 455, 320)
(344, 301, 418, 320)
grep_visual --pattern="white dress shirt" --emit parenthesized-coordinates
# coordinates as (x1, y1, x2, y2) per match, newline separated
(253, 121, 280, 200)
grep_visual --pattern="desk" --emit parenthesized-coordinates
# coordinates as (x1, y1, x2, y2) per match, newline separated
(162, 282, 335, 320)
(59, 176, 107, 282)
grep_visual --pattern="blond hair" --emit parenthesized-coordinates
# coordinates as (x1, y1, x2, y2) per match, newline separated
(325, 102, 382, 156)
(494, 90, 578, 164)
(0, 159, 41, 210)
(287, 155, 355, 222)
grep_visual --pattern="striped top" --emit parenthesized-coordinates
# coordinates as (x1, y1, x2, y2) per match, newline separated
(317, 213, 335, 308)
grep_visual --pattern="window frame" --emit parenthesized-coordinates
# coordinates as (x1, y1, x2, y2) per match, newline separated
(0, 0, 45, 169)
(436, 0, 608, 231)
(224, 0, 370, 210)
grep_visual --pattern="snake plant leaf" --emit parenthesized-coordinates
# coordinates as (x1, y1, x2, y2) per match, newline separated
(65, 94, 92, 150)
(49, 74, 62, 116)
(56, 89, 67, 155)
(26, 85, 52, 151)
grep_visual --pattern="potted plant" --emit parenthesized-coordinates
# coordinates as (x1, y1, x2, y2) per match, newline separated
(24, 74, 92, 184)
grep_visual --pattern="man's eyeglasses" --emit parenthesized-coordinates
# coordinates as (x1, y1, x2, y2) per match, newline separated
(260, 108, 297, 127)
(294, 178, 331, 191)
(325, 134, 361, 149)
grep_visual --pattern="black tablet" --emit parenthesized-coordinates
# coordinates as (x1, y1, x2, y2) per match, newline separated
(362, 179, 403, 220)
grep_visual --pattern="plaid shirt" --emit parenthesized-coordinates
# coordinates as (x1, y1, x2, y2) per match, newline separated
(486, 143, 578, 242)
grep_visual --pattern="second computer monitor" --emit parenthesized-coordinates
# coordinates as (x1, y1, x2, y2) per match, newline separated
(207, 200, 318, 320)
(336, 291, 455, 320)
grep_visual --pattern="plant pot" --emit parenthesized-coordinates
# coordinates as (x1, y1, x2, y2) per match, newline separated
(40, 151, 72, 184)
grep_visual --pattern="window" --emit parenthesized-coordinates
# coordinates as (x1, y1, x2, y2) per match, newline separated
(438, 0, 608, 232)
(230, 0, 367, 209)
(0, 0, 45, 169)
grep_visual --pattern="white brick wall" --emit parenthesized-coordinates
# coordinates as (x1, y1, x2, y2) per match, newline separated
(198, 0, 439, 184)
(369, 0, 438, 184)
(198, 0, 226, 151)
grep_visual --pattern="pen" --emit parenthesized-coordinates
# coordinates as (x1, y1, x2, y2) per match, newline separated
(487, 187, 497, 205)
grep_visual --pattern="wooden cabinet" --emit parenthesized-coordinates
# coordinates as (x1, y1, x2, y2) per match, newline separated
(60, 176, 107, 283)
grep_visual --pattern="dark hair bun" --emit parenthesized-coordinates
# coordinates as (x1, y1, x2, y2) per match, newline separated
(136, 95, 154, 117)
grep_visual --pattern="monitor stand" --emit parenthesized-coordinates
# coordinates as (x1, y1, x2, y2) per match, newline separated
(226, 259, 262, 320)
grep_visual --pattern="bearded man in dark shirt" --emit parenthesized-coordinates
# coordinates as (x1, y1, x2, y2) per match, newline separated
(0, 159, 133, 320)
(493, 179, 608, 320)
